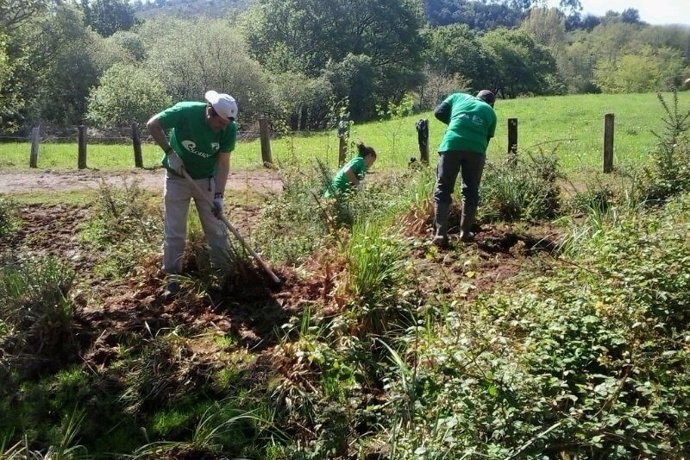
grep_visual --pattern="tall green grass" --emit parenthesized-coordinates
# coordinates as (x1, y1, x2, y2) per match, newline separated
(2, 92, 688, 174)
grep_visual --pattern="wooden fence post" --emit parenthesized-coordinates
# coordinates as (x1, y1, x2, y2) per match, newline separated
(132, 123, 143, 168)
(29, 126, 40, 168)
(259, 116, 273, 167)
(508, 118, 518, 164)
(603, 113, 614, 173)
(337, 119, 348, 166)
(415, 118, 429, 164)
(77, 125, 87, 169)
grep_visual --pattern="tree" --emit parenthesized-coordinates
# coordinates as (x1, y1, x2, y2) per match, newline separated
(140, 18, 273, 122)
(12, 4, 101, 125)
(422, 24, 494, 89)
(0, 0, 47, 29)
(423, 0, 524, 30)
(271, 72, 334, 130)
(0, 33, 23, 130)
(621, 8, 642, 25)
(87, 63, 171, 128)
(241, 0, 425, 120)
(80, 0, 139, 37)
(480, 28, 563, 97)
(594, 46, 687, 93)
(243, 0, 424, 75)
(521, 7, 567, 51)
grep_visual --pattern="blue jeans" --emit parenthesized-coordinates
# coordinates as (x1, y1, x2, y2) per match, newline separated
(433, 150, 485, 232)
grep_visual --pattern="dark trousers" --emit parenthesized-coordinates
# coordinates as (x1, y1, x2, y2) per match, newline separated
(433, 150, 486, 231)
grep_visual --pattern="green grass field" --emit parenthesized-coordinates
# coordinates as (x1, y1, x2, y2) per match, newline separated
(1, 91, 688, 175)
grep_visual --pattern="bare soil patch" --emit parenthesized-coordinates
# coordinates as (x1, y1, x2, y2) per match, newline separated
(0, 168, 283, 194)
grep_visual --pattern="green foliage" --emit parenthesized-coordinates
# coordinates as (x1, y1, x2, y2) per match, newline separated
(79, 180, 160, 278)
(242, 0, 425, 120)
(270, 71, 334, 130)
(79, 0, 138, 37)
(345, 222, 403, 304)
(0, 194, 18, 237)
(140, 17, 272, 121)
(0, 255, 76, 381)
(639, 90, 690, 201)
(481, 151, 561, 222)
(422, 23, 494, 90)
(480, 28, 564, 97)
(87, 63, 171, 128)
(0, 0, 48, 29)
(15, 4, 100, 126)
(520, 7, 567, 51)
(594, 45, 687, 93)
(0, 32, 23, 132)
(384, 194, 690, 458)
(254, 159, 330, 265)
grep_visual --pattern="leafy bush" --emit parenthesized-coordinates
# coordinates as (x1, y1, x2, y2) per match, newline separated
(481, 151, 561, 222)
(382, 194, 690, 458)
(639, 90, 690, 202)
(87, 63, 171, 128)
(254, 160, 332, 266)
(0, 255, 76, 381)
(80, 180, 160, 277)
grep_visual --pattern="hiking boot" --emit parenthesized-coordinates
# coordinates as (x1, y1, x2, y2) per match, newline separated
(459, 231, 475, 243)
(432, 234, 450, 248)
(163, 281, 180, 300)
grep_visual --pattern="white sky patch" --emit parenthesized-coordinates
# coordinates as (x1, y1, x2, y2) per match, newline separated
(545, 0, 690, 26)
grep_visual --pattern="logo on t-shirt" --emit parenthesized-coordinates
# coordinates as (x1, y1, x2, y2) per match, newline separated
(181, 140, 212, 158)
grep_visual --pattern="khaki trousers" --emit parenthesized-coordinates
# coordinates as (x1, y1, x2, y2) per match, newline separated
(163, 170, 229, 274)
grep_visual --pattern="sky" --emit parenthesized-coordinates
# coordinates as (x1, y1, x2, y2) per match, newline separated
(546, 0, 690, 26)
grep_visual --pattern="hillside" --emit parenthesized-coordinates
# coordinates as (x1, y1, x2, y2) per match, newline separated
(135, 0, 250, 20)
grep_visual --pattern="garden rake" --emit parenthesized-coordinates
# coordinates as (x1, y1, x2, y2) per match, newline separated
(181, 169, 282, 286)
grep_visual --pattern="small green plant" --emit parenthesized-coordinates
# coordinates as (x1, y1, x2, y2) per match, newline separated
(481, 150, 561, 222)
(640, 89, 690, 202)
(0, 255, 76, 380)
(79, 179, 161, 277)
(0, 194, 17, 238)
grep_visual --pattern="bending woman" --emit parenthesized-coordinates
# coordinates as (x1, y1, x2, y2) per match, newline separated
(324, 142, 377, 197)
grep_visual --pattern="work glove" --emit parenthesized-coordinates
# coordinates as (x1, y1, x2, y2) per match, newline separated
(167, 151, 185, 176)
(212, 192, 224, 219)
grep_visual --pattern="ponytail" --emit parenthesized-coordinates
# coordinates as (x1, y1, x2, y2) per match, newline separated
(356, 141, 377, 159)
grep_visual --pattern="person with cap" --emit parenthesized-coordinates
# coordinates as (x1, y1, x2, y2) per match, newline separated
(431, 89, 497, 247)
(147, 90, 238, 298)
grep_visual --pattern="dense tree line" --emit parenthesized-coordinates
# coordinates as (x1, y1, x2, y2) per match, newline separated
(0, 0, 688, 134)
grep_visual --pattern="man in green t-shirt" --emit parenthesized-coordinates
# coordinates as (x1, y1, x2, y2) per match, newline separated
(147, 90, 238, 298)
(432, 90, 497, 247)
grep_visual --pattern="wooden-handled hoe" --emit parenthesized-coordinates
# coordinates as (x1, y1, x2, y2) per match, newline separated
(181, 170, 282, 286)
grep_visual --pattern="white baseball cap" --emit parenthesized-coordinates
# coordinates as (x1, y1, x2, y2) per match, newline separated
(204, 90, 238, 120)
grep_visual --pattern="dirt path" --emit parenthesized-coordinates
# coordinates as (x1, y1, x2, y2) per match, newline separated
(0, 168, 283, 194)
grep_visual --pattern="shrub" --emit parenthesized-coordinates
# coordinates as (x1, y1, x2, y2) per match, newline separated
(639, 90, 690, 202)
(0, 194, 17, 238)
(0, 255, 77, 381)
(481, 151, 561, 223)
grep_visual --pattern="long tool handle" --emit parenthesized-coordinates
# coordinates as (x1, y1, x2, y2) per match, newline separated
(181, 170, 281, 285)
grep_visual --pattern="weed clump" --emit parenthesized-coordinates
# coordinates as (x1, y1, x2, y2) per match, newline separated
(0, 255, 77, 381)
(481, 151, 561, 223)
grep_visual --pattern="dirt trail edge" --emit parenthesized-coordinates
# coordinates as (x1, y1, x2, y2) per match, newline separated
(0, 169, 283, 194)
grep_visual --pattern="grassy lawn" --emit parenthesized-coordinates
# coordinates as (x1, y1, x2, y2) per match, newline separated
(1, 92, 688, 176)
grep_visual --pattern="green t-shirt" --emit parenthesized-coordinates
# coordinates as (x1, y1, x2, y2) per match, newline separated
(158, 102, 237, 179)
(437, 93, 497, 155)
(325, 156, 368, 197)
